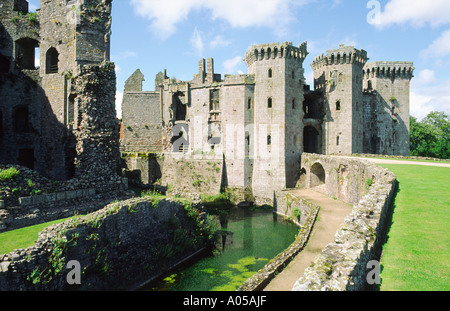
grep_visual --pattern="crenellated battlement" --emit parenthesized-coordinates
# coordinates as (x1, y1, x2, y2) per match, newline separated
(244, 41, 308, 67)
(364, 61, 415, 80)
(312, 44, 368, 70)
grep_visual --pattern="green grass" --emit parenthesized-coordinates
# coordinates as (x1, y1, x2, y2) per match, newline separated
(0, 216, 80, 254)
(0, 167, 20, 181)
(379, 164, 450, 291)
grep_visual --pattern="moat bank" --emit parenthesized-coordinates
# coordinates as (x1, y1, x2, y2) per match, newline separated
(0, 196, 216, 291)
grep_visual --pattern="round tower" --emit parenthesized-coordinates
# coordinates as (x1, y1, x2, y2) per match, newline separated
(311, 44, 368, 155)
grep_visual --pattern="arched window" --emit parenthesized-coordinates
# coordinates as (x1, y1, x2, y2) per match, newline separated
(15, 38, 39, 69)
(13, 106, 30, 133)
(46, 47, 59, 74)
(268, 97, 273, 109)
(336, 100, 341, 111)
(267, 135, 272, 146)
(268, 68, 272, 78)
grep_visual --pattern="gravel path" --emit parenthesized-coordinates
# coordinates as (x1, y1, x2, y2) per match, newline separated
(360, 158, 450, 168)
(263, 188, 353, 291)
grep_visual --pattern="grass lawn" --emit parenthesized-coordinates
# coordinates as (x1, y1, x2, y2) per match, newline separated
(379, 164, 450, 291)
(0, 216, 79, 255)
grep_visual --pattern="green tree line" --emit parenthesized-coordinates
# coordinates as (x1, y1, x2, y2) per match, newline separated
(410, 111, 450, 159)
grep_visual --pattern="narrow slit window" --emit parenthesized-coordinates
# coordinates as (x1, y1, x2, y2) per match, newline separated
(268, 97, 273, 109)
(336, 100, 341, 111)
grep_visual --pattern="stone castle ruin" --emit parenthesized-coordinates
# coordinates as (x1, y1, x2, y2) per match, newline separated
(121, 42, 414, 203)
(0, 0, 120, 184)
(0, 0, 414, 291)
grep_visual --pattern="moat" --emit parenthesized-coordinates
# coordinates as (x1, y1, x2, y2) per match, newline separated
(142, 206, 299, 291)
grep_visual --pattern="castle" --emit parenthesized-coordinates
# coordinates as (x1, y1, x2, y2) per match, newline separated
(121, 42, 414, 202)
(0, 0, 120, 185)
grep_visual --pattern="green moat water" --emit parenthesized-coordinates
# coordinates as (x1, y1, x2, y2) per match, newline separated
(144, 207, 299, 291)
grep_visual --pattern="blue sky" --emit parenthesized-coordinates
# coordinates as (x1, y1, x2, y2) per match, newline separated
(29, 0, 450, 120)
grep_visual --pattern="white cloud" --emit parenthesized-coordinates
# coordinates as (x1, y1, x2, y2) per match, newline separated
(420, 29, 450, 60)
(375, 0, 450, 29)
(223, 56, 243, 74)
(410, 78, 450, 120)
(190, 27, 204, 57)
(130, 0, 311, 39)
(210, 35, 231, 49)
(412, 69, 436, 86)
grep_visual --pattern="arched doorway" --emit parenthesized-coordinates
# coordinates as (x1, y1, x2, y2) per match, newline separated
(310, 162, 325, 188)
(304, 126, 321, 154)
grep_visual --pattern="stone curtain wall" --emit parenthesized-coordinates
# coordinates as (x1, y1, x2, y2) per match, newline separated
(292, 154, 397, 291)
(0, 197, 211, 291)
(160, 155, 223, 199)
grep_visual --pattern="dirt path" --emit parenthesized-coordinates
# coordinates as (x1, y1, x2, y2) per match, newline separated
(361, 158, 450, 168)
(263, 188, 353, 291)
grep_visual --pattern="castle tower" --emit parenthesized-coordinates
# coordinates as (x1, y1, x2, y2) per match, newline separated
(363, 61, 414, 156)
(244, 42, 308, 200)
(312, 44, 368, 155)
(38, 0, 114, 179)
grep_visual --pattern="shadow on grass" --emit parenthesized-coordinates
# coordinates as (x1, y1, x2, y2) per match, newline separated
(374, 180, 401, 291)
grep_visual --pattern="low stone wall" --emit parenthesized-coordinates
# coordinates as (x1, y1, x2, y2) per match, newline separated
(237, 199, 320, 291)
(292, 155, 397, 291)
(0, 197, 213, 291)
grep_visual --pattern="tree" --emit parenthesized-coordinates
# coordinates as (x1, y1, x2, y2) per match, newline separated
(410, 111, 450, 159)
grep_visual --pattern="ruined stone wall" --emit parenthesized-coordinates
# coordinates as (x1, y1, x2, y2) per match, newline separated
(293, 153, 397, 291)
(0, 197, 212, 291)
(160, 155, 223, 199)
(121, 153, 163, 186)
(72, 62, 121, 186)
(121, 91, 162, 152)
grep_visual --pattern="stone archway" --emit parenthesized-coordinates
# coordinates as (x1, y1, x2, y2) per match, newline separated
(310, 162, 325, 188)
